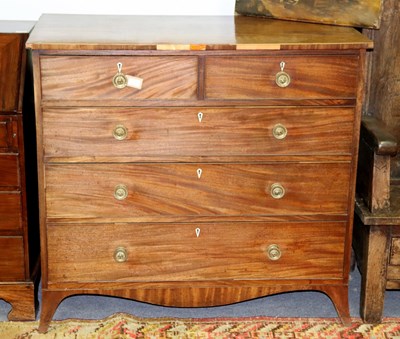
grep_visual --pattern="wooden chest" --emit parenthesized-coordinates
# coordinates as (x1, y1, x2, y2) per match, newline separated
(26, 14, 372, 332)
(0, 21, 40, 320)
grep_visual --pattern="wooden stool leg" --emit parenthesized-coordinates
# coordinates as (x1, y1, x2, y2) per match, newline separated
(360, 225, 390, 323)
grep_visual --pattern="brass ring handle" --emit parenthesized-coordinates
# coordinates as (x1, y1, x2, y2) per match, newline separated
(114, 247, 128, 263)
(112, 62, 143, 90)
(275, 61, 291, 88)
(113, 125, 128, 141)
(113, 73, 128, 89)
(114, 184, 128, 200)
(270, 183, 285, 199)
(272, 124, 287, 140)
(267, 244, 281, 261)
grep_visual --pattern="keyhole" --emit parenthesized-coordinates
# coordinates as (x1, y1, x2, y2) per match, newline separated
(197, 168, 202, 179)
(195, 228, 201, 237)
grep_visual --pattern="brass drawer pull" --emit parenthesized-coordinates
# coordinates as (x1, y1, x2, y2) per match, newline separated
(272, 124, 287, 140)
(114, 247, 128, 263)
(270, 183, 285, 199)
(275, 61, 291, 88)
(112, 62, 143, 90)
(267, 244, 281, 261)
(113, 125, 128, 140)
(114, 184, 128, 200)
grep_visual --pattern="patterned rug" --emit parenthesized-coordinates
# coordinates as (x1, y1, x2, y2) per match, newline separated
(1, 313, 400, 338)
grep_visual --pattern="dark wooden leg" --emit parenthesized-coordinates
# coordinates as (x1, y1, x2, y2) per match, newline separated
(359, 225, 390, 323)
(38, 290, 67, 333)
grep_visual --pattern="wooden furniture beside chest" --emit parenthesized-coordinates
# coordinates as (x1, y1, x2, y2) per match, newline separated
(353, 117, 400, 323)
(26, 14, 372, 332)
(352, 0, 400, 323)
(0, 21, 40, 320)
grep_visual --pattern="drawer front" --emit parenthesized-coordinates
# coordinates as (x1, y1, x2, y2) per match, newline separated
(390, 237, 400, 266)
(0, 237, 25, 280)
(0, 116, 18, 151)
(45, 163, 351, 220)
(0, 155, 19, 187)
(0, 193, 22, 231)
(43, 107, 354, 158)
(47, 222, 346, 283)
(205, 55, 359, 100)
(40, 56, 198, 102)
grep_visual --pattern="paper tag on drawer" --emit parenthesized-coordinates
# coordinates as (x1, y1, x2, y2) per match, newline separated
(126, 75, 143, 90)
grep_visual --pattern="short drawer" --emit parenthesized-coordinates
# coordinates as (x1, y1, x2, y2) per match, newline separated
(0, 155, 19, 187)
(0, 237, 25, 281)
(0, 116, 18, 151)
(45, 162, 351, 221)
(43, 107, 354, 158)
(205, 55, 359, 100)
(0, 193, 22, 231)
(47, 222, 346, 283)
(40, 55, 198, 103)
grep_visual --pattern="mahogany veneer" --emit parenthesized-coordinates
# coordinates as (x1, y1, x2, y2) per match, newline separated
(26, 14, 372, 332)
(0, 21, 40, 320)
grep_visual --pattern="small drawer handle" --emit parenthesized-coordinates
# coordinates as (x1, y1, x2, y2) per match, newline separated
(267, 244, 281, 261)
(275, 61, 291, 88)
(270, 183, 285, 199)
(114, 184, 128, 200)
(114, 247, 128, 263)
(112, 62, 143, 90)
(272, 124, 287, 140)
(113, 125, 128, 140)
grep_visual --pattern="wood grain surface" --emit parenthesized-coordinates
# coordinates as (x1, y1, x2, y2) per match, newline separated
(235, 0, 383, 29)
(45, 162, 351, 221)
(42, 107, 355, 159)
(26, 14, 373, 51)
(28, 14, 370, 331)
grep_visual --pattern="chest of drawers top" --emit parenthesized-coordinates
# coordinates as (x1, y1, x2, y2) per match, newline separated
(26, 14, 372, 51)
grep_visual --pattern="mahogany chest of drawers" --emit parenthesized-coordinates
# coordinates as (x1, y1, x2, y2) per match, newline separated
(0, 21, 40, 320)
(26, 14, 372, 332)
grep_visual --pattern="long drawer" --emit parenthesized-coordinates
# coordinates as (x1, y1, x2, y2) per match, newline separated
(45, 162, 351, 220)
(0, 193, 22, 231)
(42, 107, 354, 158)
(40, 55, 198, 102)
(0, 237, 25, 280)
(47, 222, 346, 283)
(205, 55, 359, 100)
